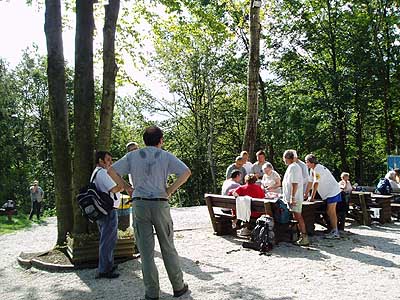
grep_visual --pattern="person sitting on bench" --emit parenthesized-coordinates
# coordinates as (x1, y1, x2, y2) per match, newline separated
(221, 171, 242, 196)
(232, 174, 265, 236)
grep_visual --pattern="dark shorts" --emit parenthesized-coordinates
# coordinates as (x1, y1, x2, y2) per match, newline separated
(326, 193, 342, 204)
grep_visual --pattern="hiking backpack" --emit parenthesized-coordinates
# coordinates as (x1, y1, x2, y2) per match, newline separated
(242, 215, 275, 254)
(273, 198, 291, 224)
(375, 178, 392, 195)
(76, 169, 115, 222)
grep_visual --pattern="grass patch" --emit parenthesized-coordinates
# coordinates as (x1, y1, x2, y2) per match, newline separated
(0, 213, 46, 235)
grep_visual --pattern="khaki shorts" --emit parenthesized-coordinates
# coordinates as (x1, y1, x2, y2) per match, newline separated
(290, 198, 303, 213)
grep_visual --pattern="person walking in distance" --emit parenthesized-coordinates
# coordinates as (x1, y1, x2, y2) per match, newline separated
(29, 180, 44, 220)
(108, 126, 191, 300)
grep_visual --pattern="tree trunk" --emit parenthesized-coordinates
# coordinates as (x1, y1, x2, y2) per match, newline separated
(206, 79, 217, 194)
(97, 0, 120, 151)
(327, 0, 348, 171)
(44, 0, 74, 245)
(73, 0, 96, 234)
(242, 0, 261, 156)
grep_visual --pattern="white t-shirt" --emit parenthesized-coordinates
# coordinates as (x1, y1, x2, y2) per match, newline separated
(262, 170, 281, 189)
(308, 164, 341, 199)
(296, 159, 309, 192)
(282, 163, 303, 203)
(339, 180, 352, 193)
(221, 180, 240, 196)
(243, 161, 253, 175)
(91, 167, 121, 208)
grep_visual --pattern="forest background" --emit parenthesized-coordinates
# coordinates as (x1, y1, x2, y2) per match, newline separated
(1, 0, 399, 218)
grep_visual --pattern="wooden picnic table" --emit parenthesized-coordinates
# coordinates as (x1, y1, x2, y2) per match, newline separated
(301, 200, 324, 235)
(350, 191, 393, 225)
(204, 194, 324, 242)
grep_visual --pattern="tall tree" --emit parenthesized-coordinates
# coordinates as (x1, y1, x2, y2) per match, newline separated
(242, 0, 261, 156)
(97, 0, 120, 151)
(73, 0, 96, 234)
(44, 0, 74, 244)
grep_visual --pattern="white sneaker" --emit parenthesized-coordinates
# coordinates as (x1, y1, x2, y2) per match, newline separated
(239, 227, 252, 236)
(324, 231, 340, 239)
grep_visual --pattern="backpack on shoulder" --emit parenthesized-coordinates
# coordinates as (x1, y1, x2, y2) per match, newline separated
(242, 215, 275, 254)
(76, 169, 115, 222)
(375, 178, 392, 195)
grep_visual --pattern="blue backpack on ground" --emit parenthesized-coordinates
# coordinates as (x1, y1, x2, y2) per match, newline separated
(375, 178, 392, 195)
(273, 198, 291, 224)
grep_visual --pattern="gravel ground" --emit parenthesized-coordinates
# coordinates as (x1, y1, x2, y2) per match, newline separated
(1, 206, 400, 300)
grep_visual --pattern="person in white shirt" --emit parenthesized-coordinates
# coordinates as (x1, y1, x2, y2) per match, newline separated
(221, 170, 241, 196)
(240, 150, 253, 175)
(385, 170, 400, 190)
(92, 151, 125, 279)
(261, 162, 281, 193)
(339, 172, 353, 193)
(305, 154, 342, 239)
(282, 150, 308, 246)
(292, 151, 309, 194)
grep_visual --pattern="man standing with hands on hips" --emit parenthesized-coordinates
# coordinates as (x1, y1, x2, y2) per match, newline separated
(108, 126, 191, 300)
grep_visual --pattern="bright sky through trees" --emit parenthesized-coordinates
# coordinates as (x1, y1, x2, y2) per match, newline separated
(0, 0, 170, 110)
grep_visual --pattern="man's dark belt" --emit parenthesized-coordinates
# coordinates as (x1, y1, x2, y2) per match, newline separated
(132, 197, 168, 201)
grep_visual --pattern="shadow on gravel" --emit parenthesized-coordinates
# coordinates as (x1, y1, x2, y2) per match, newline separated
(198, 281, 294, 300)
(154, 250, 231, 281)
(312, 228, 400, 268)
(210, 223, 400, 268)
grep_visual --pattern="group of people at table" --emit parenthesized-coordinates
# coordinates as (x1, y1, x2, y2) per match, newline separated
(222, 150, 351, 246)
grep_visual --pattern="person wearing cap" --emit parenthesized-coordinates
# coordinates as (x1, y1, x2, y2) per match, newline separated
(29, 180, 44, 220)
(108, 126, 191, 300)
(126, 141, 139, 186)
(126, 141, 139, 152)
(225, 156, 247, 184)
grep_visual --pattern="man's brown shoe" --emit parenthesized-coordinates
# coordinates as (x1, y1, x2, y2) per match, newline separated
(173, 283, 189, 297)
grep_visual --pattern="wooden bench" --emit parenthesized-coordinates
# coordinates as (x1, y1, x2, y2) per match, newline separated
(205, 194, 275, 236)
(349, 192, 372, 225)
(349, 192, 393, 225)
(391, 203, 400, 221)
(302, 200, 324, 234)
(370, 194, 393, 223)
(204, 194, 324, 243)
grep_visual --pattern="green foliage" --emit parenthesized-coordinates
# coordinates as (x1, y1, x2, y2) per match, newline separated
(3, 0, 400, 215)
(0, 213, 46, 235)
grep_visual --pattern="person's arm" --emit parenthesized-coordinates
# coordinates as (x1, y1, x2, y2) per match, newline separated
(107, 166, 134, 196)
(274, 177, 282, 188)
(310, 182, 319, 201)
(166, 169, 191, 197)
(339, 180, 345, 191)
(290, 182, 298, 206)
(304, 181, 312, 199)
(109, 184, 124, 194)
(225, 166, 231, 180)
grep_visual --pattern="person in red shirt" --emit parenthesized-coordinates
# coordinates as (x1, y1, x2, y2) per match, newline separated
(232, 174, 265, 235)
